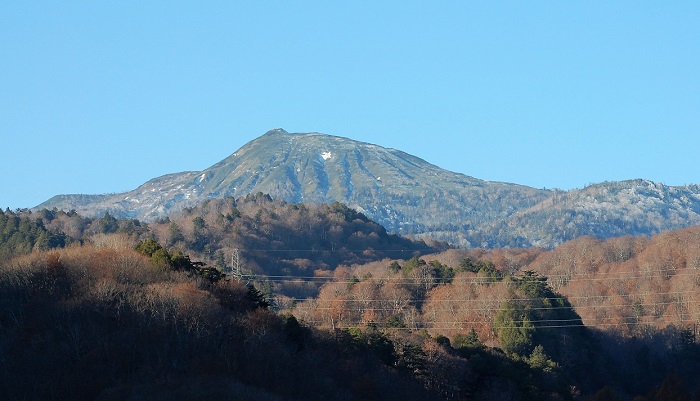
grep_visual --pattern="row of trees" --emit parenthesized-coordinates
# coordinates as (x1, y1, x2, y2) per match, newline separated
(0, 208, 153, 262)
(0, 208, 69, 260)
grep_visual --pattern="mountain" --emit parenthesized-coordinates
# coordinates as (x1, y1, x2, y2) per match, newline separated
(476, 179, 700, 248)
(37, 129, 700, 248)
(37, 129, 548, 241)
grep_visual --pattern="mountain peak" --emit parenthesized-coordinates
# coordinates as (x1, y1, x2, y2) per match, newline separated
(34, 129, 700, 248)
(264, 128, 289, 135)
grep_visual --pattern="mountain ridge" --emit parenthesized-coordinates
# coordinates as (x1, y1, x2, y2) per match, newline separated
(477, 178, 700, 248)
(37, 129, 700, 248)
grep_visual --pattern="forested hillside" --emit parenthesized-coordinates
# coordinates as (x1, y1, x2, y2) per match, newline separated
(4, 197, 437, 298)
(0, 242, 447, 401)
(289, 229, 700, 399)
(529, 227, 700, 335)
(2, 204, 700, 399)
(145, 193, 440, 298)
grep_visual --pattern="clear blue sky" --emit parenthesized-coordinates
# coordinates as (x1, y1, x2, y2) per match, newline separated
(2, 2, 698, 210)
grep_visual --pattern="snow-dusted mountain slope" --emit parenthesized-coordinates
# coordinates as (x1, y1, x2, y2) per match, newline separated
(37, 129, 700, 248)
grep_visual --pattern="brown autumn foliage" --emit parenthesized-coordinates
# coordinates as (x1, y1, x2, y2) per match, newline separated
(0, 238, 448, 401)
(6, 204, 700, 398)
(146, 195, 438, 298)
(8, 204, 700, 398)
(6, 198, 437, 303)
(292, 248, 540, 346)
(294, 228, 700, 399)
(293, 260, 420, 331)
(299, 226, 700, 344)
(528, 227, 700, 337)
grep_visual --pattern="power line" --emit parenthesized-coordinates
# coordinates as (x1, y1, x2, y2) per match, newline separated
(230, 254, 700, 331)
(295, 319, 698, 331)
(284, 289, 700, 302)
(239, 248, 437, 253)
(240, 267, 700, 285)
(295, 298, 700, 312)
